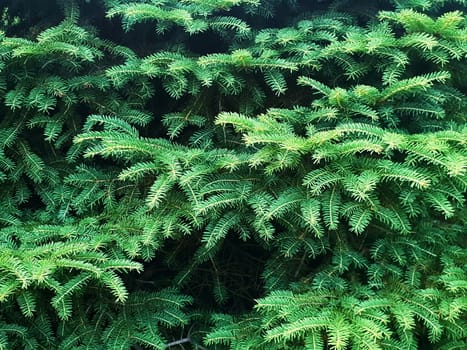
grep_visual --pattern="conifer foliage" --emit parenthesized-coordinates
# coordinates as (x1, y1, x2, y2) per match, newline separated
(0, 0, 465, 349)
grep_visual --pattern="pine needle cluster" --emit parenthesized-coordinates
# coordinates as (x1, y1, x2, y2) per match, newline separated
(0, 0, 465, 349)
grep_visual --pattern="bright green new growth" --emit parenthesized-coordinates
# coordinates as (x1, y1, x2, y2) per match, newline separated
(0, 0, 465, 349)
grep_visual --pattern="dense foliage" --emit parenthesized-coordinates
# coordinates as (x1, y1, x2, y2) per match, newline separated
(0, 0, 465, 349)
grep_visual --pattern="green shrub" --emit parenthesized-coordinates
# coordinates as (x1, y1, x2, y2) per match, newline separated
(0, 0, 465, 349)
